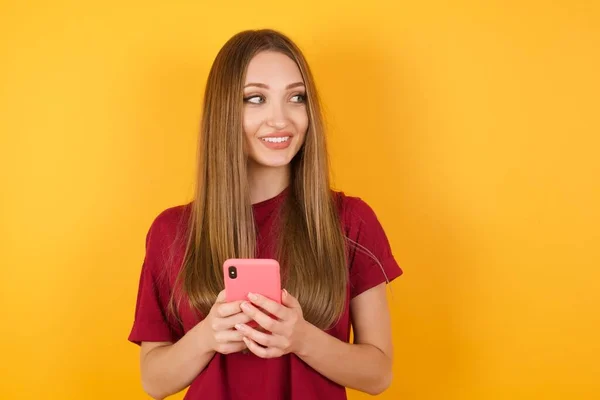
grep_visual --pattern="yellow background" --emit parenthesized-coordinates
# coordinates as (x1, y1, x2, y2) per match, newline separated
(1, 1, 599, 399)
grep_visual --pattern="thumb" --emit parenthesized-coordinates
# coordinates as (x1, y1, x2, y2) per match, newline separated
(215, 289, 227, 304)
(282, 289, 300, 309)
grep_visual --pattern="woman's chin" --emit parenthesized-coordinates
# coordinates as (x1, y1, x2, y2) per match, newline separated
(248, 154, 293, 169)
(256, 160, 291, 169)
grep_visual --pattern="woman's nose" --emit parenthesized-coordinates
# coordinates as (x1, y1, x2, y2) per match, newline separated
(266, 102, 288, 129)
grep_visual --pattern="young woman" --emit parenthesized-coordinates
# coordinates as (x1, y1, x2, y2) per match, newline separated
(128, 29, 403, 400)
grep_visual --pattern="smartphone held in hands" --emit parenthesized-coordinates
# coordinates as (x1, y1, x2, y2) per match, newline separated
(223, 258, 282, 304)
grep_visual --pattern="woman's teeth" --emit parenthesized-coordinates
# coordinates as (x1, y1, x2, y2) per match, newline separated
(261, 137, 290, 143)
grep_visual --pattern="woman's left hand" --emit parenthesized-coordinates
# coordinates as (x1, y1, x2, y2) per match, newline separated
(235, 289, 309, 358)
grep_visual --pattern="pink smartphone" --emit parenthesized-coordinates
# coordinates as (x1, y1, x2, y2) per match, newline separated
(223, 258, 282, 304)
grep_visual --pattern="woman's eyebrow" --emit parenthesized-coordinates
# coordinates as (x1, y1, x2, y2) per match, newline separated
(244, 82, 305, 89)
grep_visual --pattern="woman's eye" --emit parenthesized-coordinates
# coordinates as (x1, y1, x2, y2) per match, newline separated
(244, 95, 264, 104)
(291, 94, 306, 103)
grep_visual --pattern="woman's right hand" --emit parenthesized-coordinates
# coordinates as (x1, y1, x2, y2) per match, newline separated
(139, 290, 250, 399)
(197, 289, 252, 355)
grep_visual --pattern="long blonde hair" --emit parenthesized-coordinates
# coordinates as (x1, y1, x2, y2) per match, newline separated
(175, 29, 347, 330)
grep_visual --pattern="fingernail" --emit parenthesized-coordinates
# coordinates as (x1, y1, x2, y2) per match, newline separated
(248, 293, 258, 301)
(235, 324, 244, 330)
(241, 301, 250, 310)
(283, 289, 288, 297)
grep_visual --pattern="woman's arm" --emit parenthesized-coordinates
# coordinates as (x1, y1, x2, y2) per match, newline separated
(140, 324, 213, 400)
(297, 283, 394, 395)
(139, 292, 251, 399)
(237, 284, 394, 395)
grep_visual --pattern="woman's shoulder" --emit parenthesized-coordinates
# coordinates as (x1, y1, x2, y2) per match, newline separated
(151, 202, 191, 226)
(332, 189, 380, 226)
(144, 203, 192, 248)
(331, 190, 402, 296)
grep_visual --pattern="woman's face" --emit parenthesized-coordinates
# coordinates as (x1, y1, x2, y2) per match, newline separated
(242, 51, 308, 169)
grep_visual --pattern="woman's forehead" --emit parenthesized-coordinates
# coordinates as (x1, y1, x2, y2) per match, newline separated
(245, 51, 304, 86)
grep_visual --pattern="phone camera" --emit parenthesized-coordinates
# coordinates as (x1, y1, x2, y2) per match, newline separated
(228, 266, 237, 279)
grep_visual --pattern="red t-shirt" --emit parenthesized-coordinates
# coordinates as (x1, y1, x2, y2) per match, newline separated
(128, 189, 403, 399)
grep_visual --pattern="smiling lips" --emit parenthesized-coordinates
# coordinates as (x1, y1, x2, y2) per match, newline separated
(259, 133, 293, 150)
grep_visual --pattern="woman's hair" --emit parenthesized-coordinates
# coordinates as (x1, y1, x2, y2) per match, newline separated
(173, 29, 347, 330)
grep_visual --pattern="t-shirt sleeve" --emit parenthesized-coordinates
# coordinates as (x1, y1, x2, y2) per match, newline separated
(345, 197, 403, 299)
(128, 214, 183, 345)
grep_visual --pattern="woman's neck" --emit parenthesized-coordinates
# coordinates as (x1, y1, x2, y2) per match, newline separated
(247, 162, 291, 204)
